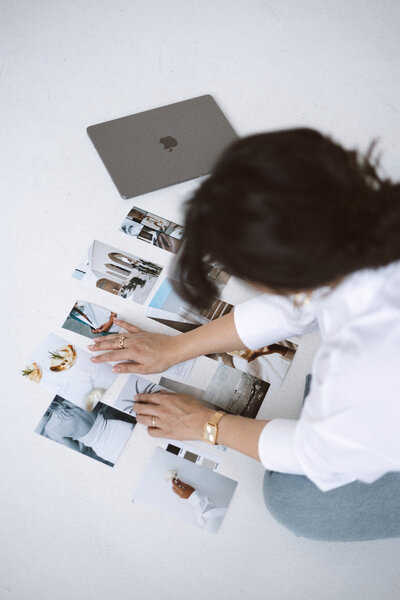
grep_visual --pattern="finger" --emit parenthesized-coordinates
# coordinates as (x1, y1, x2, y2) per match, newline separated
(134, 392, 175, 404)
(147, 426, 168, 438)
(113, 319, 143, 334)
(89, 335, 126, 349)
(134, 402, 162, 415)
(135, 413, 161, 427)
(90, 349, 134, 363)
(112, 361, 147, 374)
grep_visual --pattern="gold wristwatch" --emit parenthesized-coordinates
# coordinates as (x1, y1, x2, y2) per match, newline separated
(203, 411, 226, 445)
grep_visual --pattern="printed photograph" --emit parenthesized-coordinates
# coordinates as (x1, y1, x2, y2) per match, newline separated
(35, 396, 136, 467)
(165, 222, 184, 239)
(168, 261, 231, 296)
(120, 206, 184, 255)
(72, 240, 163, 304)
(147, 278, 296, 387)
(141, 211, 170, 232)
(147, 278, 233, 328)
(158, 377, 205, 403)
(113, 374, 168, 416)
(126, 206, 147, 222)
(160, 365, 269, 418)
(154, 232, 182, 254)
(62, 300, 121, 339)
(21, 333, 117, 410)
(132, 447, 238, 534)
(202, 363, 270, 418)
(121, 220, 143, 238)
(208, 339, 297, 387)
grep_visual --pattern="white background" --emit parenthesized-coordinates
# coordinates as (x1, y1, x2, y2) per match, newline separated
(1, 2, 400, 599)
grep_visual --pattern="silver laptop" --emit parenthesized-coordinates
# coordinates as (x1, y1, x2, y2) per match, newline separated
(87, 95, 238, 199)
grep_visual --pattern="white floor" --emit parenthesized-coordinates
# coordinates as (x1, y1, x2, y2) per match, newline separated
(1, 2, 400, 599)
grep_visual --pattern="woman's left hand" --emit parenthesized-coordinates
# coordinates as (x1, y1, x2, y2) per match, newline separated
(133, 392, 213, 441)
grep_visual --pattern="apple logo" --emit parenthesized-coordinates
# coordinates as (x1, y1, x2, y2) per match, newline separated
(160, 136, 178, 152)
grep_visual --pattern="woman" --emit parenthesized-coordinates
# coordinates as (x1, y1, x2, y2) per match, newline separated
(89, 129, 400, 541)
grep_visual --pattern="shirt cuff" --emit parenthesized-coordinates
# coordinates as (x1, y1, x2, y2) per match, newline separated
(234, 294, 316, 350)
(258, 419, 305, 475)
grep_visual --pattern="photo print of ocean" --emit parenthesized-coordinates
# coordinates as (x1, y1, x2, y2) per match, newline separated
(72, 240, 163, 304)
(160, 360, 270, 419)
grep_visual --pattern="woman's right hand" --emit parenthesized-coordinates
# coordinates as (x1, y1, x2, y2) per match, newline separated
(88, 319, 181, 374)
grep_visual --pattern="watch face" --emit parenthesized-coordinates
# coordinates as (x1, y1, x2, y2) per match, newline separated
(204, 423, 217, 443)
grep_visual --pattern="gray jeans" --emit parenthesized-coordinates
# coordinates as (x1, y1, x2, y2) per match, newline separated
(263, 375, 400, 541)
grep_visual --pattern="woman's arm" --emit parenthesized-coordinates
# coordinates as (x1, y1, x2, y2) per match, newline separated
(132, 392, 269, 461)
(89, 312, 247, 374)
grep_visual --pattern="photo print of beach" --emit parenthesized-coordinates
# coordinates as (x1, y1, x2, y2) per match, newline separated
(21, 333, 117, 410)
(62, 300, 122, 339)
(133, 447, 238, 534)
(120, 206, 184, 255)
(147, 278, 297, 386)
(160, 360, 270, 418)
(72, 240, 163, 304)
(35, 396, 136, 467)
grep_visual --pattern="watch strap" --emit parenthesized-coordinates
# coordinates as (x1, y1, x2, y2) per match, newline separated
(208, 411, 226, 427)
(203, 411, 226, 445)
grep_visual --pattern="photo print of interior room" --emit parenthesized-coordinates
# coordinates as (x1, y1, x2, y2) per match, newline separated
(120, 206, 184, 254)
(73, 240, 163, 304)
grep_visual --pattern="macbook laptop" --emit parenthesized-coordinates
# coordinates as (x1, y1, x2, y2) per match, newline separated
(87, 94, 238, 199)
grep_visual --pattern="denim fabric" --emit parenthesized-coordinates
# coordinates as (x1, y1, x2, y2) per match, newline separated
(262, 374, 400, 541)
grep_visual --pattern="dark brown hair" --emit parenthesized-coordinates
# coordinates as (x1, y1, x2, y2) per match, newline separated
(176, 128, 400, 308)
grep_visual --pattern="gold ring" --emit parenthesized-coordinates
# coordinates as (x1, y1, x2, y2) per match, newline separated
(152, 416, 156, 427)
(119, 336, 126, 349)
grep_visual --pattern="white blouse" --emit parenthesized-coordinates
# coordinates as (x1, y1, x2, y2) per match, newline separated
(234, 260, 400, 491)
(77, 413, 134, 465)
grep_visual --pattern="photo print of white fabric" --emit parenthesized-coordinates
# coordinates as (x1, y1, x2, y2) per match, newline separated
(35, 396, 136, 467)
(133, 448, 237, 534)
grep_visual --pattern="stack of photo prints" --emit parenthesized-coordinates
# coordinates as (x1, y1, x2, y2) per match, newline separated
(22, 204, 297, 534)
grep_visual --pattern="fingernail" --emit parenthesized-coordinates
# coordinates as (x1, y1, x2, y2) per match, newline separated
(134, 394, 140, 399)
(88, 345, 95, 350)
(112, 366, 120, 373)
(91, 357, 97, 362)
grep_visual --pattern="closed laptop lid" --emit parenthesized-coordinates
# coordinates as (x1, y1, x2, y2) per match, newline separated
(87, 95, 238, 199)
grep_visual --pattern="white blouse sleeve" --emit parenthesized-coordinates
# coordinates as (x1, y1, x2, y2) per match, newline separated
(234, 293, 318, 349)
(258, 336, 400, 491)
